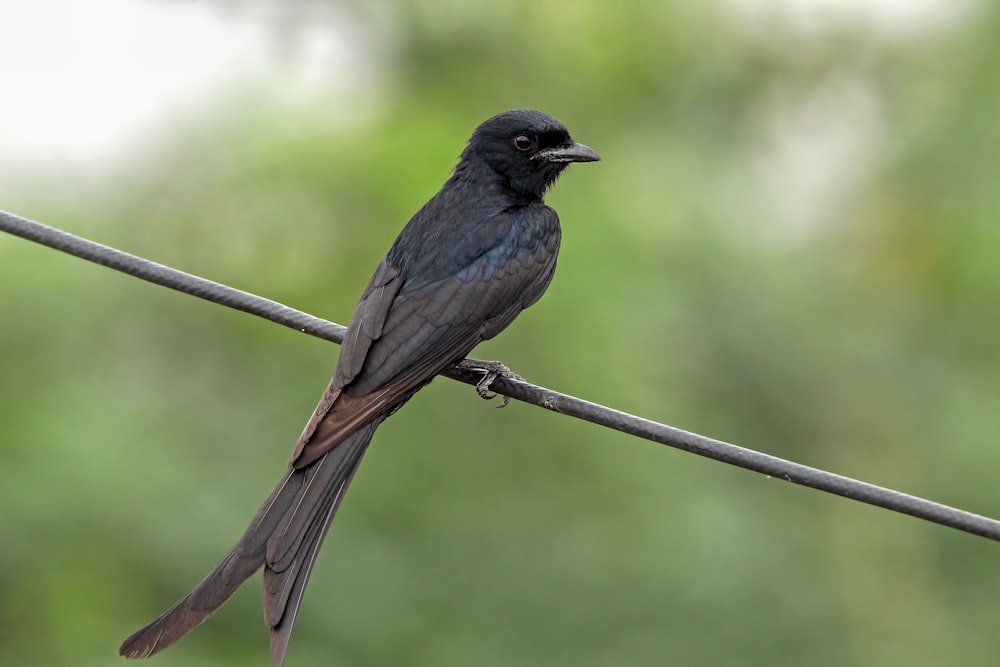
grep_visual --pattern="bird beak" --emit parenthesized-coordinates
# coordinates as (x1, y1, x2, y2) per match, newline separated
(538, 141, 601, 163)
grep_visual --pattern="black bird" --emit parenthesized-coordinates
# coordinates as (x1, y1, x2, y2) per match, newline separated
(119, 109, 599, 666)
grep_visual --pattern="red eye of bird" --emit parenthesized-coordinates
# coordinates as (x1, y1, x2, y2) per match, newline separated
(514, 134, 533, 151)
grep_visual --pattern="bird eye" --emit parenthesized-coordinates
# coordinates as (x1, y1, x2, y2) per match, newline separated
(514, 134, 533, 151)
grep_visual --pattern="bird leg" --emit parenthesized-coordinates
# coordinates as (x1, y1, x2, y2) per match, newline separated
(454, 358, 524, 408)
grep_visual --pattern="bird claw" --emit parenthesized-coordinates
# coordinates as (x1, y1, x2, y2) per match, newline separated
(455, 359, 524, 408)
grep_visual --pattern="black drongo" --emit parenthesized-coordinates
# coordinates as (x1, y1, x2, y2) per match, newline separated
(120, 109, 599, 666)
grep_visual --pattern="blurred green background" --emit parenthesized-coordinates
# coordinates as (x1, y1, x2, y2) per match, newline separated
(3, 2, 1000, 665)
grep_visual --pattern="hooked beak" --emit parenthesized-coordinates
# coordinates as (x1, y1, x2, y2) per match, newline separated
(537, 141, 601, 163)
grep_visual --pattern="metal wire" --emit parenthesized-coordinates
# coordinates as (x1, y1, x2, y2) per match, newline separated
(4, 208, 999, 542)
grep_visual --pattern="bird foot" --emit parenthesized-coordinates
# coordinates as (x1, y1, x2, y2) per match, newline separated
(455, 358, 524, 408)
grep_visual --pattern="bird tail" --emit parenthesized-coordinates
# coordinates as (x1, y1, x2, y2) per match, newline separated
(119, 422, 377, 666)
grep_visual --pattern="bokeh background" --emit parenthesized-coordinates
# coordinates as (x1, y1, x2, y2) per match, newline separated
(3, 1, 1000, 665)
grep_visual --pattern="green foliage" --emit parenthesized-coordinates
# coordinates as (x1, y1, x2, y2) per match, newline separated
(4, 3, 1000, 665)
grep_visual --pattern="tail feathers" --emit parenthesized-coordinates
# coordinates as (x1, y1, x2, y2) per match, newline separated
(120, 424, 376, 665)
(265, 424, 375, 666)
(118, 550, 258, 659)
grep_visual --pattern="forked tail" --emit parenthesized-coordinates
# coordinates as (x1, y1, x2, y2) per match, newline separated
(119, 422, 377, 666)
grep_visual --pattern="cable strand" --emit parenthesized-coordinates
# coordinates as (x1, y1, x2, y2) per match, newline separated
(3, 208, 999, 543)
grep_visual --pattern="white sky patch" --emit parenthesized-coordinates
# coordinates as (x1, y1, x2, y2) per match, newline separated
(720, 0, 975, 37)
(0, 1, 373, 166)
(713, 0, 977, 249)
(0, 0, 971, 169)
(749, 75, 885, 246)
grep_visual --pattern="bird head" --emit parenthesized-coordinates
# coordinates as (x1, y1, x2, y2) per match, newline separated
(461, 109, 600, 199)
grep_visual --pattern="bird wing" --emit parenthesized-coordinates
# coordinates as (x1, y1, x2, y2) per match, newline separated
(290, 207, 559, 468)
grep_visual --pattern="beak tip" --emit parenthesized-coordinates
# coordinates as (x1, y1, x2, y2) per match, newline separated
(544, 141, 601, 164)
(573, 142, 601, 163)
